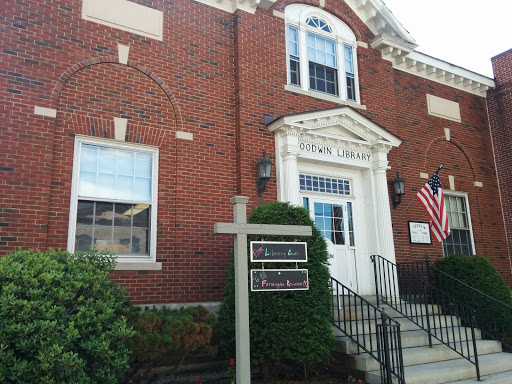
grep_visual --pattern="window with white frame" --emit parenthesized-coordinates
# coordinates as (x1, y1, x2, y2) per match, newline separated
(68, 138, 158, 262)
(285, 4, 358, 102)
(299, 174, 351, 195)
(443, 194, 474, 257)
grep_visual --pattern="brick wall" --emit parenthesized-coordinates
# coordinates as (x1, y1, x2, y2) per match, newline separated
(1, 0, 509, 304)
(488, 48, 512, 285)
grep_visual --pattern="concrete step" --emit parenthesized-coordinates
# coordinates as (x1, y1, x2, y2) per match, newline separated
(444, 370, 512, 383)
(366, 352, 512, 384)
(332, 315, 460, 336)
(334, 303, 441, 321)
(337, 328, 481, 354)
(346, 339, 502, 372)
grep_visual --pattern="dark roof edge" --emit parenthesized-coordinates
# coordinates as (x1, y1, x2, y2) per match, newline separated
(491, 47, 512, 61)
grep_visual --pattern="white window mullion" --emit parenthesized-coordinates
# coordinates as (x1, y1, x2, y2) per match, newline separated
(299, 27, 309, 92)
(463, 195, 476, 255)
(149, 150, 158, 260)
(351, 43, 360, 103)
(337, 39, 345, 100)
(110, 202, 115, 253)
(67, 140, 82, 253)
(92, 201, 96, 248)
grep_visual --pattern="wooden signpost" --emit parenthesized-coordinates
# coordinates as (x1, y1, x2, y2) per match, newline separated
(214, 197, 312, 384)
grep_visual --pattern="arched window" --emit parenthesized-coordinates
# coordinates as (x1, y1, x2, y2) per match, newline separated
(285, 4, 358, 102)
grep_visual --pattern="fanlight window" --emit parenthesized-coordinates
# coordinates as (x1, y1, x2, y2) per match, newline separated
(306, 16, 333, 33)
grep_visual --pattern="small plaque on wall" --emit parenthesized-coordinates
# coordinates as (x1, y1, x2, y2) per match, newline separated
(408, 221, 432, 244)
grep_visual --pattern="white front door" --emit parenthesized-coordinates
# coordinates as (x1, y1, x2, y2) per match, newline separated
(303, 196, 358, 291)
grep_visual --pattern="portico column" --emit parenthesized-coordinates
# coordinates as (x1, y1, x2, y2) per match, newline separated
(372, 146, 397, 264)
(280, 130, 302, 206)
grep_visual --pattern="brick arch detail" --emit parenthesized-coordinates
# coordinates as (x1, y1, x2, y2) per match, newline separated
(424, 137, 478, 182)
(423, 136, 488, 257)
(49, 56, 183, 132)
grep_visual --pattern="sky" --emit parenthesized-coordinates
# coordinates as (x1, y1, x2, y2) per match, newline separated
(381, 0, 510, 78)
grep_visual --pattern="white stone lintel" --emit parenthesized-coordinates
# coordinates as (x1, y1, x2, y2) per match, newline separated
(444, 128, 451, 141)
(118, 43, 130, 65)
(34, 106, 57, 118)
(115, 262, 162, 271)
(176, 131, 194, 141)
(448, 175, 455, 191)
(114, 117, 128, 141)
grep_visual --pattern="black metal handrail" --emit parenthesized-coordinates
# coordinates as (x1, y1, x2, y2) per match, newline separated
(331, 276, 405, 384)
(404, 255, 512, 352)
(371, 254, 481, 381)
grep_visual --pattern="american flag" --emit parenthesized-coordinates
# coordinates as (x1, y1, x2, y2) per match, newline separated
(416, 170, 450, 242)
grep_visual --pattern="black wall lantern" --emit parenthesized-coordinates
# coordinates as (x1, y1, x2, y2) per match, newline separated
(257, 151, 272, 196)
(391, 171, 405, 209)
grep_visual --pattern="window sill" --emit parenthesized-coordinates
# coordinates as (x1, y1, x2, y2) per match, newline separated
(115, 262, 162, 271)
(284, 85, 366, 110)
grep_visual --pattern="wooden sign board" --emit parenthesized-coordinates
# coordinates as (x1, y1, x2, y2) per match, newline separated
(250, 241, 307, 262)
(251, 269, 309, 291)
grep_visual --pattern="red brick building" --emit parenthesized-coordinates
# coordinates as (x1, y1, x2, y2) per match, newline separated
(488, 48, 512, 283)
(1, 0, 509, 306)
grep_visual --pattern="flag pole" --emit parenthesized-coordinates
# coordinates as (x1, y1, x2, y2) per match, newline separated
(391, 165, 444, 226)
(391, 197, 416, 226)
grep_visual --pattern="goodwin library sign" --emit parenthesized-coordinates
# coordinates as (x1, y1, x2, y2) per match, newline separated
(299, 142, 371, 162)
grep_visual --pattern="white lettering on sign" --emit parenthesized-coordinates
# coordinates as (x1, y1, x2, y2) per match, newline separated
(299, 142, 370, 162)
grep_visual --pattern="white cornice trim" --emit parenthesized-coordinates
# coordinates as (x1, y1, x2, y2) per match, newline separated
(344, 0, 415, 44)
(192, 0, 276, 14)
(343, 0, 494, 97)
(390, 51, 495, 97)
(370, 34, 494, 97)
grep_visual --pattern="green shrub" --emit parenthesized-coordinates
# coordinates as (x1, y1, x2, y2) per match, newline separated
(217, 201, 335, 378)
(0, 249, 134, 384)
(435, 254, 512, 304)
(127, 305, 217, 368)
(434, 254, 512, 342)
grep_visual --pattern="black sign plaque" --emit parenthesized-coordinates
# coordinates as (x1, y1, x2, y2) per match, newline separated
(250, 241, 308, 262)
(251, 269, 309, 291)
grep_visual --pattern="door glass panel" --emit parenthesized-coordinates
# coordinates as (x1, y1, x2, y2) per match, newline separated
(347, 202, 355, 246)
(331, 205, 344, 245)
(313, 202, 346, 245)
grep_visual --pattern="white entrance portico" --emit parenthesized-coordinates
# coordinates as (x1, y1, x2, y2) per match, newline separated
(267, 106, 402, 295)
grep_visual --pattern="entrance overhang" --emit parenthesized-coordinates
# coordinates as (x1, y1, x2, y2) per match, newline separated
(267, 106, 402, 294)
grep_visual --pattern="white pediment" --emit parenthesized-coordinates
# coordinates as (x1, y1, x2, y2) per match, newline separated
(267, 106, 402, 149)
(344, 0, 416, 45)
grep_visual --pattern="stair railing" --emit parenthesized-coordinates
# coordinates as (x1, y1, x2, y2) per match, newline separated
(412, 255, 512, 352)
(331, 276, 405, 384)
(371, 254, 481, 381)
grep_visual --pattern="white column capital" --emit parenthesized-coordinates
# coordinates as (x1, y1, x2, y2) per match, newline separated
(371, 145, 391, 171)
